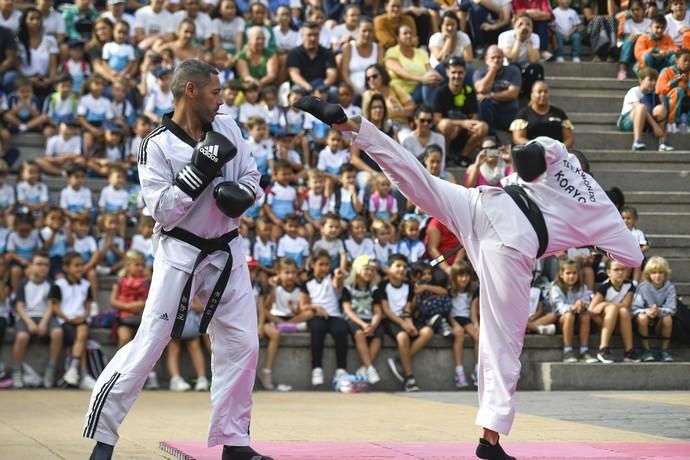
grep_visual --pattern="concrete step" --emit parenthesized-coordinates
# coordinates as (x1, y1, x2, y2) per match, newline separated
(569, 112, 618, 125)
(668, 258, 690, 282)
(626, 191, 690, 204)
(543, 61, 619, 78)
(594, 168, 690, 192)
(637, 212, 690, 234)
(551, 95, 621, 113)
(12, 132, 44, 148)
(532, 362, 690, 391)
(574, 130, 690, 150)
(547, 76, 634, 91)
(647, 247, 690, 258)
(646, 234, 690, 248)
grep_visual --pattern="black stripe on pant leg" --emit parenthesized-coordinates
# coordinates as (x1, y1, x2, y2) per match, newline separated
(83, 371, 120, 438)
(86, 372, 121, 439)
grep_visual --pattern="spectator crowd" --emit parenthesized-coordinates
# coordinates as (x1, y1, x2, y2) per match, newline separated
(0, 0, 685, 393)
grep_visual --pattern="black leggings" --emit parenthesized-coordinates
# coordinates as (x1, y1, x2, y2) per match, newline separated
(308, 316, 349, 370)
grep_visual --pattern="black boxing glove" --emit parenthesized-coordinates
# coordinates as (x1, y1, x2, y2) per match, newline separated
(213, 181, 256, 218)
(511, 142, 546, 182)
(293, 96, 348, 126)
(175, 131, 238, 200)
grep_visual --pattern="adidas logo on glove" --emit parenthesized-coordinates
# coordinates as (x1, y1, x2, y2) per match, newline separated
(199, 144, 219, 162)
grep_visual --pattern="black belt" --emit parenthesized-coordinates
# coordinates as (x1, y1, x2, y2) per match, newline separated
(503, 185, 549, 259)
(161, 227, 238, 338)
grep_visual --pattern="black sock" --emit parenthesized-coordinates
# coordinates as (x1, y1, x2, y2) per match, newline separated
(222, 445, 273, 460)
(476, 437, 516, 460)
(89, 442, 114, 460)
(293, 96, 347, 126)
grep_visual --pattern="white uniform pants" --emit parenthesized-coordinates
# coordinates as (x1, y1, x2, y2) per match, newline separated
(83, 254, 259, 447)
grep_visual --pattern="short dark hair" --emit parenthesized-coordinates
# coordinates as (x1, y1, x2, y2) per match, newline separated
(63, 252, 83, 267)
(652, 13, 667, 27)
(170, 59, 219, 100)
(284, 213, 300, 225)
(273, 160, 292, 174)
(415, 104, 434, 117)
(388, 253, 408, 267)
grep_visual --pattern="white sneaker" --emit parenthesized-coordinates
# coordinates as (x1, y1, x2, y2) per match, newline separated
(311, 367, 324, 386)
(659, 142, 675, 152)
(90, 302, 100, 318)
(21, 363, 42, 387)
(258, 368, 274, 390)
(572, 56, 581, 63)
(334, 368, 348, 379)
(63, 366, 80, 386)
(95, 265, 111, 275)
(144, 371, 159, 390)
(169, 375, 191, 392)
(43, 365, 56, 388)
(537, 324, 556, 335)
(366, 366, 381, 385)
(80, 374, 97, 390)
(556, 56, 565, 62)
(667, 122, 678, 134)
(355, 366, 367, 377)
(194, 376, 209, 392)
(12, 370, 23, 389)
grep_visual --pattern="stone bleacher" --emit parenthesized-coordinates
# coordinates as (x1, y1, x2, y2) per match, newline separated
(2, 61, 689, 391)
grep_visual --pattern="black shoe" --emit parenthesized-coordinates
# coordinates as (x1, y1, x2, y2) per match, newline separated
(426, 313, 442, 330)
(222, 445, 273, 460)
(89, 442, 114, 460)
(387, 357, 404, 383)
(596, 347, 614, 364)
(476, 437, 516, 460)
(293, 96, 347, 126)
(403, 375, 420, 392)
(623, 349, 641, 363)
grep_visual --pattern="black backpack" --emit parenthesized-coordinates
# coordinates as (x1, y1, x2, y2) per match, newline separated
(672, 297, 690, 345)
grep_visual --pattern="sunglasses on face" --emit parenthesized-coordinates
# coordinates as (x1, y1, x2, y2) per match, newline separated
(418, 118, 433, 124)
(366, 74, 380, 80)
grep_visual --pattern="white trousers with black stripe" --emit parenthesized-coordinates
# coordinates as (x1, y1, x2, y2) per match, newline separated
(83, 254, 259, 447)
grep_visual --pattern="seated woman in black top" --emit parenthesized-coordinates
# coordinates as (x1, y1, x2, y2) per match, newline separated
(509, 80, 574, 149)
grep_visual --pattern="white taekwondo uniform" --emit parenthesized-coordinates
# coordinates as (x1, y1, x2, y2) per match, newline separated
(83, 113, 263, 448)
(349, 119, 642, 435)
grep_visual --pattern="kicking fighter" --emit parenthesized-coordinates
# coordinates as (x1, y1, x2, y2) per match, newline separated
(84, 60, 272, 460)
(295, 96, 642, 460)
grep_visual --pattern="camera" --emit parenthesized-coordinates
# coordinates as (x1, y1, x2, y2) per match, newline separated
(485, 148, 500, 157)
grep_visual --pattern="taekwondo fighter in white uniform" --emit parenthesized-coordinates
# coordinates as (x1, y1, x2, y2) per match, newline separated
(294, 96, 643, 460)
(84, 60, 273, 460)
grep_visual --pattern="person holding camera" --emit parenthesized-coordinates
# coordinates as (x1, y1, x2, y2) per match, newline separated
(510, 80, 574, 148)
(432, 56, 489, 167)
(463, 137, 512, 188)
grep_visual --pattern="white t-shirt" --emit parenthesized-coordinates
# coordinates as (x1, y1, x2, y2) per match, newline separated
(51, 278, 91, 321)
(277, 234, 309, 268)
(270, 284, 301, 317)
(451, 291, 471, 318)
(623, 18, 651, 37)
(60, 185, 93, 214)
(273, 25, 300, 51)
(331, 23, 357, 47)
(378, 280, 413, 316)
(497, 30, 540, 66)
(344, 237, 376, 260)
(102, 41, 136, 73)
(16, 279, 53, 317)
(215, 17, 245, 51)
(302, 275, 342, 317)
(428, 31, 472, 68)
(78, 94, 111, 124)
(101, 11, 136, 37)
(317, 148, 350, 175)
(42, 9, 66, 38)
(552, 7, 581, 35)
(619, 86, 645, 116)
(144, 86, 174, 117)
(0, 9, 21, 32)
(72, 235, 98, 261)
(18, 35, 59, 77)
(0, 183, 15, 209)
(665, 11, 690, 46)
(134, 6, 175, 36)
(238, 102, 270, 124)
(45, 135, 82, 157)
(98, 184, 130, 213)
(16, 181, 49, 205)
(130, 234, 154, 264)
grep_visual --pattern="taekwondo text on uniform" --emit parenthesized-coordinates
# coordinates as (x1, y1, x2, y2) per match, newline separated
(555, 159, 597, 203)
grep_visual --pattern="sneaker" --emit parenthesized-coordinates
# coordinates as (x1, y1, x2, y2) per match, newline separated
(660, 350, 674, 362)
(426, 313, 442, 330)
(476, 437, 516, 460)
(597, 347, 614, 364)
(659, 142, 674, 152)
(667, 122, 678, 134)
(355, 366, 367, 378)
(366, 365, 381, 385)
(562, 351, 578, 363)
(623, 349, 641, 363)
(404, 376, 420, 392)
(169, 375, 191, 392)
(43, 365, 56, 388)
(95, 265, 112, 275)
(144, 371, 159, 390)
(641, 350, 656, 362)
(275, 383, 293, 392)
(556, 56, 565, 62)
(311, 367, 324, 386)
(387, 357, 405, 383)
(63, 366, 80, 386)
(455, 368, 468, 388)
(12, 370, 23, 389)
(616, 69, 627, 80)
(22, 363, 42, 387)
(572, 56, 582, 63)
(258, 368, 274, 390)
(194, 376, 209, 391)
(80, 374, 97, 390)
(334, 368, 348, 380)
(580, 351, 598, 364)
(90, 302, 100, 317)
(540, 50, 553, 62)
(439, 318, 453, 337)
(537, 324, 556, 335)
(632, 140, 646, 151)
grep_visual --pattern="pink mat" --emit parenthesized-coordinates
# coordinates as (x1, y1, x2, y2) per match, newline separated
(160, 440, 690, 459)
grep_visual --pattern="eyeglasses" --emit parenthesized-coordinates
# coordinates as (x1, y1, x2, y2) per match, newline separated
(366, 74, 380, 80)
(418, 118, 433, 124)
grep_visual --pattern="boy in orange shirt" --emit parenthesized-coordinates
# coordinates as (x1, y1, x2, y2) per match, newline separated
(635, 14, 677, 72)
(656, 48, 690, 131)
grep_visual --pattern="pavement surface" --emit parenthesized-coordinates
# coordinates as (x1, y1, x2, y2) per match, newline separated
(0, 390, 689, 459)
